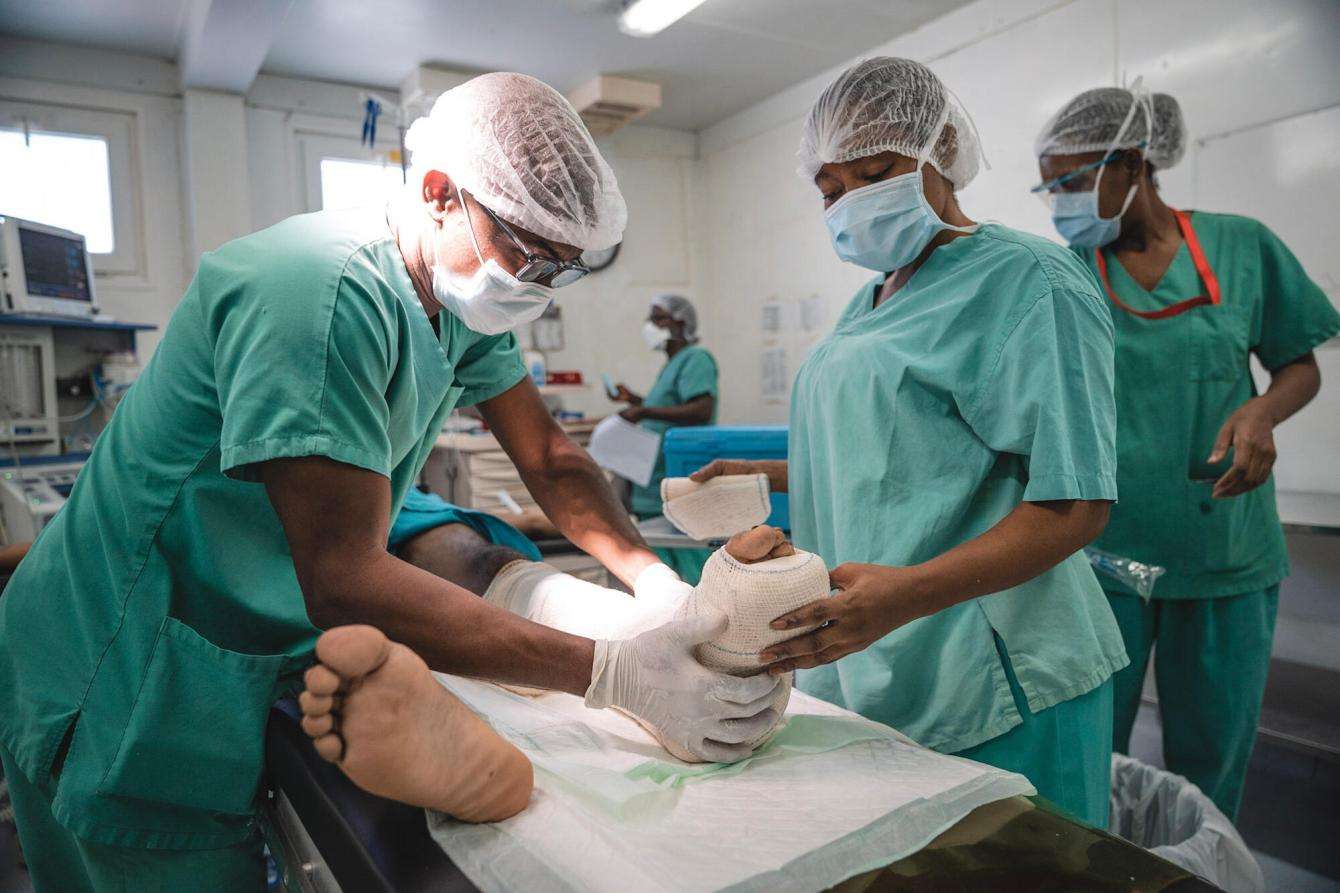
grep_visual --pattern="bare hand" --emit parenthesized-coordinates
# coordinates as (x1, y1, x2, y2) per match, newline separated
(758, 563, 925, 674)
(612, 384, 640, 405)
(1208, 398, 1277, 499)
(689, 459, 789, 494)
(619, 405, 646, 423)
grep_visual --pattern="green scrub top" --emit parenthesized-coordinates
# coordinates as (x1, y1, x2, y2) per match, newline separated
(629, 345, 719, 515)
(0, 207, 525, 849)
(791, 223, 1129, 754)
(1078, 212, 1340, 599)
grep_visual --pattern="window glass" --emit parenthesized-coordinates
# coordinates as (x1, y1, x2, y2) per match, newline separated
(319, 157, 405, 211)
(0, 129, 115, 253)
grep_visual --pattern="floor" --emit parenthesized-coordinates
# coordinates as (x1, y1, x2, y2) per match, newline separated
(2, 709, 1336, 892)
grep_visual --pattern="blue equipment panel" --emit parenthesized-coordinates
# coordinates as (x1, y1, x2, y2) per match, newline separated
(662, 426, 789, 530)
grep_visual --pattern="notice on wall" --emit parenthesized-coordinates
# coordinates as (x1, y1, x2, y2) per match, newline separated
(761, 347, 788, 401)
(761, 300, 784, 335)
(799, 294, 824, 333)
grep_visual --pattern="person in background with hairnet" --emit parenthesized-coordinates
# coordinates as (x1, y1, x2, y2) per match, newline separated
(1035, 87, 1338, 821)
(610, 293, 719, 583)
(693, 57, 1127, 826)
(0, 73, 781, 890)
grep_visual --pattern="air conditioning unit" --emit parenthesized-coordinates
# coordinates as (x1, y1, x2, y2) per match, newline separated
(400, 65, 474, 117)
(566, 75, 662, 136)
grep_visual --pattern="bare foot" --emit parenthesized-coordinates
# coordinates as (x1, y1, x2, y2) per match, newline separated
(299, 625, 532, 822)
(725, 525, 795, 563)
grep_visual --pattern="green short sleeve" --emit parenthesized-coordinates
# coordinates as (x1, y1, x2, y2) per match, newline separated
(453, 329, 527, 407)
(965, 288, 1118, 502)
(215, 271, 395, 481)
(675, 348, 719, 401)
(1252, 222, 1340, 370)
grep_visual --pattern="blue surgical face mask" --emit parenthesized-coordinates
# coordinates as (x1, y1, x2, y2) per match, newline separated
(824, 171, 964, 273)
(1050, 179, 1138, 249)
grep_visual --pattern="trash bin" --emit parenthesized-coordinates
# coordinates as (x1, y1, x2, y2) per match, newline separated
(1109, 754, 1264, 893)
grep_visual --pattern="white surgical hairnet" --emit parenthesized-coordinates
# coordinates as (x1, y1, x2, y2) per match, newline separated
(797, 57, 983, 189)
(1035, 85, 1183, 170)
(405, 72, 627, 250)
(650, 293, 699, 343)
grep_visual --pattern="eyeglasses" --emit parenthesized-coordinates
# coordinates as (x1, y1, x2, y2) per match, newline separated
(472, 198, 590, 288)
(1031, 142, 1146, 207)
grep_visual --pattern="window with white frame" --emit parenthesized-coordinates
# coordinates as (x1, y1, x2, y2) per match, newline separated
(319, 157, 406, 211)
(0, 101, 141, 276)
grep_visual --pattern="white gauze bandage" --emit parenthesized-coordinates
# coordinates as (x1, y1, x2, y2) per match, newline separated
(483, 560, 668, 642)
(659, 546, 830, 762)
(661, 474, 771, 541)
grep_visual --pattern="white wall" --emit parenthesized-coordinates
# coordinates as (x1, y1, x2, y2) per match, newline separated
(692, 0, 1340, 671)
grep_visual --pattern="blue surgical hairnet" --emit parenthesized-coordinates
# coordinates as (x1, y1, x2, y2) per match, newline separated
(650, 293, 699, 343)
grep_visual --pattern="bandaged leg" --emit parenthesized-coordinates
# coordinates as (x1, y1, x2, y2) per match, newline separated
(655, 526, 829, 762)
(482, 560, 672, 641)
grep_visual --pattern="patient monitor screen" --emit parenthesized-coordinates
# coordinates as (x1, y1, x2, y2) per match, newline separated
(19, 226, 92, 303)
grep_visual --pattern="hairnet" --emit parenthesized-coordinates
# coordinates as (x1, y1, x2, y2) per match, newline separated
(1148, 93, 1187, 170)
(405, 72, 627, 250)
(797, 57, 983, 189)
(650, 293, 699, 343)
(1035, 85, 1182, 169)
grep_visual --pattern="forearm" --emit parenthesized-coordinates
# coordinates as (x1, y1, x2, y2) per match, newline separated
(637, 399, 712, 425)
(518, 440, 659, 587)
(1257, 353, 1321, 425)
(903, 500, 1109, 616)
(309, 548, 595, 695)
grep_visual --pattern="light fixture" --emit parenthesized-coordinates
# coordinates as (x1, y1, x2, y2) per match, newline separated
(618, 0, 710, 37)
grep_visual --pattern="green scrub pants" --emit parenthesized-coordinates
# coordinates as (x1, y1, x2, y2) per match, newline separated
(1105, 586, 1277, 821)
(0, 746, 265, 892)
(951, 636, 1114, 829)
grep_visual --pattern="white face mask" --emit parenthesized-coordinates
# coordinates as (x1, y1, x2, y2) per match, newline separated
(642, 320, 671, 350)
(430, 186, 555, 336)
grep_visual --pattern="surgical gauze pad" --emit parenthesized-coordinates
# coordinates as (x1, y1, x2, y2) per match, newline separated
(659, 546, 830, 762)
(661, 473, 771, 541)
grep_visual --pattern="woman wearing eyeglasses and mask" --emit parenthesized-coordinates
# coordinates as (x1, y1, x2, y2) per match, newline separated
(694, 57, 1127, 826)
(1034, 87, 1338, 820)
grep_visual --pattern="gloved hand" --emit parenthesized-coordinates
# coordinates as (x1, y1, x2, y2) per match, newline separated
(585, 611, 783, 763)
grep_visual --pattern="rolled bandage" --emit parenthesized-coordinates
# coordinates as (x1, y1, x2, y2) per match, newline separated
(661, 474, 771, 541)
(660, 546, 830, 762)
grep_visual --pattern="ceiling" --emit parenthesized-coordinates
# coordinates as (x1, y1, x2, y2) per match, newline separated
(0, 0, 971, 131)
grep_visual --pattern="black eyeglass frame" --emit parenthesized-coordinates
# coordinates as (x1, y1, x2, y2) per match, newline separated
(468, 197, 590, 288)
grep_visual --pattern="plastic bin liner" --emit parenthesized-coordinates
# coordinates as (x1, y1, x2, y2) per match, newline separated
(1109, 754, 1263, 893)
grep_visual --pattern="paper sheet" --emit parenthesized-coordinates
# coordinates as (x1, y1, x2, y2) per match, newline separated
(586, 414, 662, 487)
(427, 677, 1035, 893)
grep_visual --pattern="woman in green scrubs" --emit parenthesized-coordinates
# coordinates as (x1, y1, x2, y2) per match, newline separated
(696, 58, 1127, 826)
(1035, 87, 1338, 820)
(612, 293, 718, 582)
(0, 74, 745, 890)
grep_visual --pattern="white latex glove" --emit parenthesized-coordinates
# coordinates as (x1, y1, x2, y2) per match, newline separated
(585, 610, 783, 763)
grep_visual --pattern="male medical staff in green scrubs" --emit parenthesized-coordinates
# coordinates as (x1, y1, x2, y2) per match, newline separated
(1035, 87, 1338, 819)
(611, 293, 718, 583)
(0, 73, 776, 890)
(695, 58, 1127, 827)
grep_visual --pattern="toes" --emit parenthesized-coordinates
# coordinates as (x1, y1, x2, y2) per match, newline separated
(312, 733, 344, 762)
(299, 690, 334, 716)
(315, 625, 392, 679)
(302, 712, 335, 737)
(304, 664, 342, 697)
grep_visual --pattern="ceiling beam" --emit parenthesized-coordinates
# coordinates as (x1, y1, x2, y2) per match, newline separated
(178, 0, 296, 93)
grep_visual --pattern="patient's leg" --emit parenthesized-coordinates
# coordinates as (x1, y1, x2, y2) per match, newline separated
(397, 522, 525, 596)
(299, 625, 532, 822)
